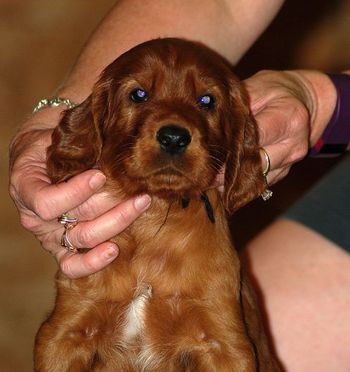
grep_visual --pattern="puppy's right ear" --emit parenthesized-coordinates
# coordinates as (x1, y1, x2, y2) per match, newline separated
(47, 79, 112, 183)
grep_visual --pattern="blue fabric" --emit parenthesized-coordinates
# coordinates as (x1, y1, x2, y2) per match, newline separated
(284, 154, 350, 251)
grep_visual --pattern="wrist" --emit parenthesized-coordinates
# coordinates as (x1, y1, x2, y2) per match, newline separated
(9, 105, 65, 168)
(33, 97, 77, 114)
(11, 93, 84, 168)
(288, 70, 337, 147)
(9, 127, 53, 171)
(19, 105, 66, 133)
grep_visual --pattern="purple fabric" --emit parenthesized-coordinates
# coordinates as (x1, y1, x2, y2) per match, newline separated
(310, 73, 350, 155)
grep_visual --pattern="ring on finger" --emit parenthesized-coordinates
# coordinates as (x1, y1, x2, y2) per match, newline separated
(58, 213, 78, 229)
(58, 213, 78, 253)
(260, 147, 271, 177)
(61, 228, 78, 254)
(259, 147, 273, 201)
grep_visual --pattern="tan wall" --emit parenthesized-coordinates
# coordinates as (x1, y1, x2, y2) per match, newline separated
(1, 2, 114, 370)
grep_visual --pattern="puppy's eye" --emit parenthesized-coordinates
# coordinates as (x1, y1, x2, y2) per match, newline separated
(198, 94, 215, 110)
(130, 88, 149, 103)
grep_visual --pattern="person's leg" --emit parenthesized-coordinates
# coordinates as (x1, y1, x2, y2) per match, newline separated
(243, 218, 350, 371)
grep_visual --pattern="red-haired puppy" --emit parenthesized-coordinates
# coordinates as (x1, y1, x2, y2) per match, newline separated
(35, 38, 280, 371)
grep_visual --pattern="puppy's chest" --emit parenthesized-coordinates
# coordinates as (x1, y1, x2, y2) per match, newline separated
(120, 280, 208, 370)
(122, 282, 153, 342)
(115, 236, 210, 345)
(107, 197, 233, 344)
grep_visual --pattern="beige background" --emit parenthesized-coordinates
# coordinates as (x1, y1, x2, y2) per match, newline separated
(1, 1, 349, 371)
(1, 1, 115, 370)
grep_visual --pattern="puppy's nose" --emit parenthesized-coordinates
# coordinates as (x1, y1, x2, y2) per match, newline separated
(156, 125, 191, 154)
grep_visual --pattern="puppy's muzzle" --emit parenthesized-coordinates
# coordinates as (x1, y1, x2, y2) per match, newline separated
(156, 125, 191, 155)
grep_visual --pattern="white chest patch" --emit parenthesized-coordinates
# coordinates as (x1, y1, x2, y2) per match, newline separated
(123, 283, 153, 341)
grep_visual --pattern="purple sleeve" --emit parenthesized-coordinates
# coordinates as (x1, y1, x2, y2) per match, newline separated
(310, 73, 350, 156)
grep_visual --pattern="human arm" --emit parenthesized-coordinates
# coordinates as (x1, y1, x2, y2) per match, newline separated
(57, 0, 285, 102)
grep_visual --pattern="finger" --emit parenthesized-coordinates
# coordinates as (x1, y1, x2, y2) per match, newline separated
(56, 242, 119, 279)
(259, 143, 296, 186)
(260, 136, 308, 175)
(67, 190, 119, 222)
(258, 143, 288, 173)
(58, 194, 151, 250)
(23, 170, 107, 221)
(255, 105, 293, 147)
(266, 165, 291, 185)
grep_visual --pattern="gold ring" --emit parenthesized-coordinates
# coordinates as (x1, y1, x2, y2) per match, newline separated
(260, 147, 271, 177)
(260, 148, 273, 201)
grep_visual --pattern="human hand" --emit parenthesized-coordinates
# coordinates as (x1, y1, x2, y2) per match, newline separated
(212, 70, 313, 189)
(244, 70, 313, 185)
(214, 70, 336, 189)
(9, 125, 151, 279)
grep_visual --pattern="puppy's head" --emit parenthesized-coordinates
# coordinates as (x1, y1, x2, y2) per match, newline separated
(47, 38, 265, 213)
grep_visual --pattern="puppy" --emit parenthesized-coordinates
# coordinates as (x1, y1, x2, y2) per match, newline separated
(35, 38, 280, 371)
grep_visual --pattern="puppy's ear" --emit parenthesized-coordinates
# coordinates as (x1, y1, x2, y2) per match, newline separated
(222, 77, 265, 214)
(47, 78, 112, 183)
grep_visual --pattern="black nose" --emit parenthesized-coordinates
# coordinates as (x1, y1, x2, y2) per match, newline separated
(156, 125, 191, 154)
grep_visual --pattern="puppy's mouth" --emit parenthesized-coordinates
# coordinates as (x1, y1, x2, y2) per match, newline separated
(151, 166, 185, 178)
(143, 166, 198, 199)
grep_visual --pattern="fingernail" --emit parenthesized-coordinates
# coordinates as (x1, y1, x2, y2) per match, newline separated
(89, 172, 106, 190)
(104, 245, 119, 260)
(134, 194, 151, 212)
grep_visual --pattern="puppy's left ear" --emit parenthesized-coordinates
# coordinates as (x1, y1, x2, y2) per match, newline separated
(222, 77, 265, 214)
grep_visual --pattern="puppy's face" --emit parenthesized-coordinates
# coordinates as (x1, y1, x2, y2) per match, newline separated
(48, 39, 264, 212)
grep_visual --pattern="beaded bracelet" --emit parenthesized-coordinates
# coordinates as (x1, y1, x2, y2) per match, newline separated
(32, 97, 77, 113)
(310, 74, 350, 156)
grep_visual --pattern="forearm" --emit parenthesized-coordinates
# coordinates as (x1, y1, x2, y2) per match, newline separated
(12, 0, 284, 153)
(58, 0, 284, 102)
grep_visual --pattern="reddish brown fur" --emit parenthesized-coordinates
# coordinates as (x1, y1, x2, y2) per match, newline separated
(35, 38, 280, 371)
